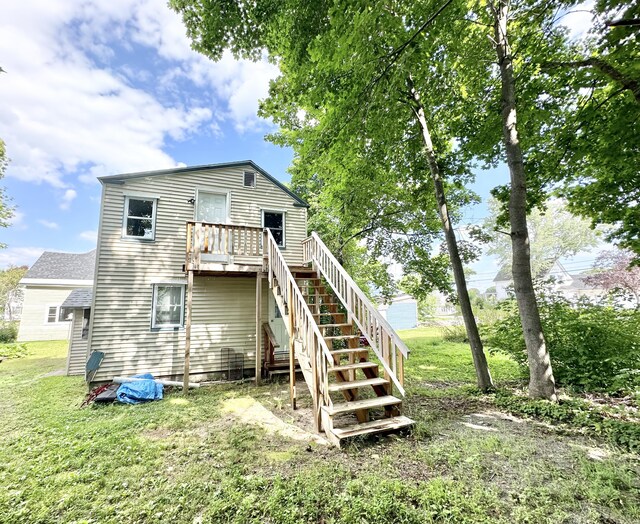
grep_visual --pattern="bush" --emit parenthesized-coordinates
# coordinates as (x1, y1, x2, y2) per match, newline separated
(482, 295, 640, 394)
(0, 321, 18, 343)
(0, 342, 28, 360)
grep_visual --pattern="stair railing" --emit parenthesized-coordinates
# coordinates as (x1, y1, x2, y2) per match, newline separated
(265, 228, 333, 432)
(303, 232, 409, 396)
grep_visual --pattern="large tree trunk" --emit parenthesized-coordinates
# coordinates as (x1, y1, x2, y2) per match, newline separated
(408, 77, 494, 392)
(493, 0, 557, 400)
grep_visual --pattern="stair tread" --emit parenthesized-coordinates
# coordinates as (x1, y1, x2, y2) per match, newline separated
(330, 416, 414, 439)
(325, 334, 360, 340)
(330, 347, 368, 355)
(328, 377, 388, 392)
(319, 323, 353, 328)
(322, 395, 402, 416)
(329, 361, 378, 372)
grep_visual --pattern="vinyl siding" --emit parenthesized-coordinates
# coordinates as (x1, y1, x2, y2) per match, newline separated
(66, 308, 89, 375)
(17, 286, 85, 341)
(89, 165, 303, 382)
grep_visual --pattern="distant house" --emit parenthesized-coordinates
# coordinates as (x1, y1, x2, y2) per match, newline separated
(17, 250, 95, 342)
(3, 287, 24, 321)
(493, 261, 601, 301)
(378, 294, 418, 330)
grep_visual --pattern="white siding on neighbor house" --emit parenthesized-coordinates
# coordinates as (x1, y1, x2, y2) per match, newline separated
(66, 308, 89, 375)
(89, 165, 305, 382)
(17, 286, 86, 341)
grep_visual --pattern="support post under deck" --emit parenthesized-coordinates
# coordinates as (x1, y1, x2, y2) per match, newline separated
(255, 272, 262, 385)
(183, 269, 194, 394)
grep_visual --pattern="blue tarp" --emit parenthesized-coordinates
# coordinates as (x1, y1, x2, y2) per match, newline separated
(116, 373, 163, 404)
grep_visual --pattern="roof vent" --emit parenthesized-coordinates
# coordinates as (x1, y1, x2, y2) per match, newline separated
(243, 171, 256, 187)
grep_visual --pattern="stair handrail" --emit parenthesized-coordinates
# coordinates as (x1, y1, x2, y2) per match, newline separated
(265, 228, 333, 429)
(303, 232, 409, 396)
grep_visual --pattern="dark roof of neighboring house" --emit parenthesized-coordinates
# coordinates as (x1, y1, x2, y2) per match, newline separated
(493, 266, 511, 282)
(24, 250, 96, 281)
(97, 160, 309, 208)
(61, 288, 93, 309)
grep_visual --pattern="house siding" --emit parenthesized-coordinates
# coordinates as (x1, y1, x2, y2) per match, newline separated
(66, 308, 89, 375)
(17, 286, 83, 341)
(88, 165, 302, 382)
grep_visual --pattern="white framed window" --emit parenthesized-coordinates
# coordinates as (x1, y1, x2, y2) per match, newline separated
(243, 171, 256, 188)
(152, 284, 185, 329)
(262, 210, 285, 248)
(123, 196, 157, 240)
(45, 305, 70, 324)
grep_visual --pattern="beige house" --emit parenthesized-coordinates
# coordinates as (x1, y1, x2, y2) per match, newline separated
(17, 251, 95, 342)
(86, 161, 413, 444)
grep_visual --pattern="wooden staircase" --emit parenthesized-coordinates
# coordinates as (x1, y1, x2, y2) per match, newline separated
(265, 231, 413, 446)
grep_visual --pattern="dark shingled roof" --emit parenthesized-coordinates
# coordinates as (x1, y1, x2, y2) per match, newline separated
(24, 250, 96, 281)
(61, 288, 93, 309)
(493, 266, 511, 282)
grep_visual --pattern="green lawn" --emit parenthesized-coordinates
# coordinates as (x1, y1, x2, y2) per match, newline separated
(0, 334, 638, 523)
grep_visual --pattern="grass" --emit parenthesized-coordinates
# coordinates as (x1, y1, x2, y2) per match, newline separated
(0, 334, 638, 523)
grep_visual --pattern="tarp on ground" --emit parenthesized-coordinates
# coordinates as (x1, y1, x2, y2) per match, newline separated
(116, 374, 163, 404)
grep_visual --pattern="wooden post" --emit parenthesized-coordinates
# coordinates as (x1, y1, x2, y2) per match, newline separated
(255, 272, 262, 385)
(289, 281, 297, 410)
(183, 269, 194, 394)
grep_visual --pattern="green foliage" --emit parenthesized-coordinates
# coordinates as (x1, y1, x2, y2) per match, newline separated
(0, 321, 18, 343)
(0, 266, 27, 320)
(494, 390, 640, 453)
(483, 296, 640, 393)
(0, 342, 27, 359)
(0, 139, 14, 245)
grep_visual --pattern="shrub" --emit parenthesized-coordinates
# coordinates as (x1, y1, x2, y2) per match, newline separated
(0, 342, 28, 360)
(0, 321, 18, 343)
(482, 295, 640, 394)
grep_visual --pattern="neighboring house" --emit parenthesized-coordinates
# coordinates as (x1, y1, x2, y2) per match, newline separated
(378, 294, 418, 330)
(84, 160, 413, 444)
(493, 261, 602, 301)
(17, 251, 95, 342)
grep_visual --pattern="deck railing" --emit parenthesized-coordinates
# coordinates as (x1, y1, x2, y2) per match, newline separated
(265, 228, 334, 432)
(186, 221, 263, 270)
(303, 232, 408, 396)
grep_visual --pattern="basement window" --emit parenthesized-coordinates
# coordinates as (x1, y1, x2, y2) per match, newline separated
(123, 196, 157, 240)
(243, 171, 256, 188)
(152, 284, 185, 329)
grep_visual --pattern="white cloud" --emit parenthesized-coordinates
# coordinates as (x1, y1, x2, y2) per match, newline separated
(79, 230, 98, 243)
(38, 219, 59, 229)
(0, 247, 44, 268)
(8, 211, 26, 230)
(59, 189, 77, 210)
(0, 0, 279, 188)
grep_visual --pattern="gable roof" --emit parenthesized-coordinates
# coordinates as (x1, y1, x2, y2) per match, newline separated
(61, 288, 93, 309)
(97, 160, 309, 208)
(493, 266, 511, 282)
(23, 250, 96, 281)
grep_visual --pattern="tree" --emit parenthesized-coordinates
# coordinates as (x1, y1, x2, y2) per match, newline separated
(172, 0, 496, 391)
(0, 266, 27, 320)
(585, 250, 640, 308)
(485, 198, 602, 276)
(0, 139, 13, 247)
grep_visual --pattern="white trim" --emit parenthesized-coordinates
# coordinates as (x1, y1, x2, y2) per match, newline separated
(122, 190, 162, 200)
(21, 279, 93, 286)
(194, 188, 231, 224)
(262, 209, 286, 248)
(151, 284, 186, 329)
(44, 304, 71, 325)
(122, 195, 158, 241)
(148, 277, 188, 285)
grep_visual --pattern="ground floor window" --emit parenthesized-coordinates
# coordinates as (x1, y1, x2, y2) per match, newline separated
(152, 285, 185, 328)
(46, 305, 69, 323)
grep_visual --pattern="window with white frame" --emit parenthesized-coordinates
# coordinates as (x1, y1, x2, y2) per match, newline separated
(123, 196, 157, 240)
(45, 305, 69, 324)
(263, 210, 285, 247)
(152, 285, 185, 328)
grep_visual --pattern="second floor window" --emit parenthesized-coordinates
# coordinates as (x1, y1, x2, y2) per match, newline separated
(263, 211, 285, 247)
(124, 196, 157, 240)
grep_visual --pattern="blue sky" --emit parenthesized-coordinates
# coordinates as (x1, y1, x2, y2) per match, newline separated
(0, 1, 599, 290)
